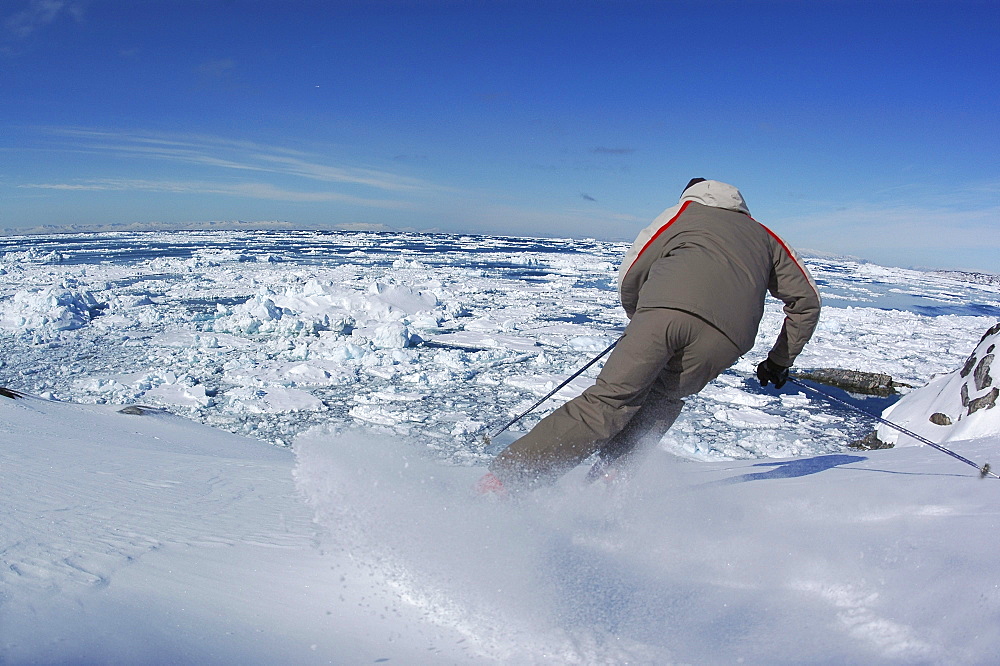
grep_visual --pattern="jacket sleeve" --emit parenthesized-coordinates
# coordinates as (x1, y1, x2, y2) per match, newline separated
(765, 235, 822, 367)
(618, 233, 652, 319)
(619, 262, 642, 319)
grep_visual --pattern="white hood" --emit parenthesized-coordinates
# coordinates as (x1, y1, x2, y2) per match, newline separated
(680, 180, 750, 215)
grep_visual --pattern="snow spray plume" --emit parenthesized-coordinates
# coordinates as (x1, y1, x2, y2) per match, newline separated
(787, 377, 998, 480)
(482, 338, 621, 447)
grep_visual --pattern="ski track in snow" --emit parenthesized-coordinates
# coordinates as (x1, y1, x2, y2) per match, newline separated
(288, 427, 1000, 664)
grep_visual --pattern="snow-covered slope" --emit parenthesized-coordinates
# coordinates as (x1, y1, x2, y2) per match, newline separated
(0, 393, 498, 664)
(877, 323, 1000, 447)
(2, 387, 999, 664)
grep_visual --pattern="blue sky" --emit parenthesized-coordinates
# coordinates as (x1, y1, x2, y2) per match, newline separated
(2, 0, 998, 273)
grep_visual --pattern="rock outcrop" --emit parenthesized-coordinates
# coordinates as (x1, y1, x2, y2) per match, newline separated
(853, 322, 1000, 449)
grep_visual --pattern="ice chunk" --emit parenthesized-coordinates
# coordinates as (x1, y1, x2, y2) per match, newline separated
(713, 407, 785, 428)
(371, 322, 414, 349)
(226, 385, 325, 414)
(0, 286, 102, 337)
(144, 383, 213, 408)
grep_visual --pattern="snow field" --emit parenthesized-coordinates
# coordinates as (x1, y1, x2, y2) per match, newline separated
(4, 397, 997, 663)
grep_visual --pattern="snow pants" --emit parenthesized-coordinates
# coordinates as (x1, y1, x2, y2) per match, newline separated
(490, 307, 742, 485)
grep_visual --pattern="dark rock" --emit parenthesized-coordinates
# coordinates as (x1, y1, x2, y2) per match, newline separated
(978, 322, 1000, 344)
(973, 353, 994, 391)
(929, 412, 953, 426)
(794, 368, 899, 396)
(117, 405, 165, 416)
(849, 430, 894, 450)
(0, 387, 25, 399)
(968, 388, 999, 416)
(960, 353, 977, 378)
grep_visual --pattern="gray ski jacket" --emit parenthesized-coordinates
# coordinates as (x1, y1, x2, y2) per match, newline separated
(618, 180, 821, 367)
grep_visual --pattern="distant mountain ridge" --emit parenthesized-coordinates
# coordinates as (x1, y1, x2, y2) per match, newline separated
(798, 248, 869, 263)
(927, 270, 1000, 287)
(799, 248, 999, 284)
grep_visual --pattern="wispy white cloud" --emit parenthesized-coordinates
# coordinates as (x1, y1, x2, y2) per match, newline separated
(196, 58, 237, 79)
(776, 178, 999, 240)
(18, 178, 415, 208)
(34, 127, 440, 194)
(592, 147, 635, 155)
(4, 0, 82, 38)
(776, 200, 1000, 273)
(804, 206, 998, 241)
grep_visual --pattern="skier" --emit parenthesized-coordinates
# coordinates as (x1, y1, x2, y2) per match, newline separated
(478, 179, 822, 494)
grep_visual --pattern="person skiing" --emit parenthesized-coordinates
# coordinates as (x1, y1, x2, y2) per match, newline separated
(477, 178, 822, 494)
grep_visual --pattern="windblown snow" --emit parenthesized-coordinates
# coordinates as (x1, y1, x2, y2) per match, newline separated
(1, 229, 999, 664)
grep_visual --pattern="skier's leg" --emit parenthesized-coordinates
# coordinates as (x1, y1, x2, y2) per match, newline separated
(587, 389, 684, 479)
(590, 313, 743, 476)
(489, 308, 680, 486)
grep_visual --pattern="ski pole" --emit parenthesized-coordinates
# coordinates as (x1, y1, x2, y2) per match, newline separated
(786, 377, 998, 479)
(482, 337, 620, 446)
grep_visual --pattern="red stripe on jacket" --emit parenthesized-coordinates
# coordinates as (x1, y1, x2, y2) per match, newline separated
(759, 223, 820, 298)
(622, 200, 693, 279)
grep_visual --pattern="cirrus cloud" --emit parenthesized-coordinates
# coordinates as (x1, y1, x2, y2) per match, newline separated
(34, 127, 439, 194)
(18, 178, 415, 208)
(4, 0, 83, 39)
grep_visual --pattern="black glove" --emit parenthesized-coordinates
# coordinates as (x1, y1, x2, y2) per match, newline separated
(756, 359, 789, 389)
